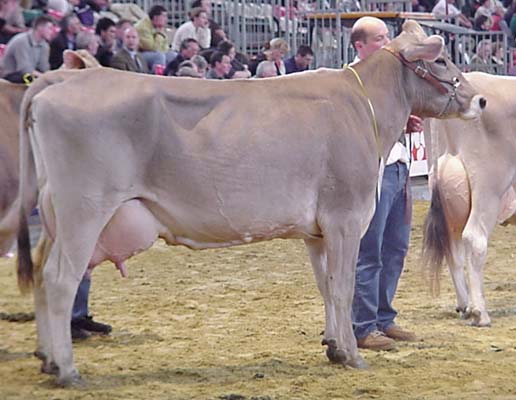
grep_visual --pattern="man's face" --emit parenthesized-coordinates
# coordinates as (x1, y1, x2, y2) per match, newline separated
(216, 55, 231, 75)
(194, 12, 209, 28)
(356, 23, 390, 60)
(295, 53, 313, 69)
(68, 16, 82, 35)
(101, 25, 117, 46)
(116, 21, 132, 40)
(152, 12, 167, 29)
(38, 22, 55, 42)
(183, 42, 200, 59)
(123, 28, 139, 51)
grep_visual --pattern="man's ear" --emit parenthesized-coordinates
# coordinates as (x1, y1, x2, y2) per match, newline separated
(400, 35, 444, 62)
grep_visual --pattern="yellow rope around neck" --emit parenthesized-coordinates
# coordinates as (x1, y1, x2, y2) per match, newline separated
(344, 65, 383, 164)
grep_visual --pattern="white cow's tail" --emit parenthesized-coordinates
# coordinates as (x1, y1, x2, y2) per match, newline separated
(422, 183, 452, 296)
(17, 71, 74, 293)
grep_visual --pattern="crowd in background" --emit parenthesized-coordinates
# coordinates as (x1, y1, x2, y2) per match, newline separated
(0, 0, 315, 81)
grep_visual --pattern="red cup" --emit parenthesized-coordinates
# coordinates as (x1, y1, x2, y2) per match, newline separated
(154, 64, 165, 75)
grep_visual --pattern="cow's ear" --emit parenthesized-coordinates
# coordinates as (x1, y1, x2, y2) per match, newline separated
(402, 20, 427, 39)
(401, 35, 444, 62)
(63, 50, 86, 69)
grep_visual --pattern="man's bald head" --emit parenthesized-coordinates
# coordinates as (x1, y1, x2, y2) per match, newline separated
(351, 17, 390, 60)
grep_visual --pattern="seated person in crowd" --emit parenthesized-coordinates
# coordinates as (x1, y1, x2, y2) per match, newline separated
(255, 60, 277, 78)
(171, 7, 210, 52)
(69, 0, 95, 27)
(470, 38, 494, 71)
(75, 29, 99, 57)
(110, 25, 148, 73)
(206, 50, 231, 79)
(0, 0, 26, 44)
(432, 0, 473, 27)
(284, 44, 314, 74)
(135, 4, 174, 72)
(268, 37, 289, 75)
(49, 14, 82, 70)
(95, 17, 116, 67)
(216, 40, 251, 79)
(164, 37, 199, 76)
(176, 59, 200, 77)
(191, 53, 207, 77)
(114, 18, 133, 50)
(191, 0, 226, 48)
(1, 15, 53, 82)
(474, 13, 494, 30)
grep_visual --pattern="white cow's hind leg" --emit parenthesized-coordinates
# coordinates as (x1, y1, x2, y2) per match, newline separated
(318, 217, 366, 369)
(447, 239, 469, 318)
(463, 226, 490, 327)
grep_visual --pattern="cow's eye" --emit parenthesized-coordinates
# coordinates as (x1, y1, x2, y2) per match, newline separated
(435, 58, 446, 66)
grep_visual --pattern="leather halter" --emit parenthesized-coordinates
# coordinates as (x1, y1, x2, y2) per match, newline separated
(382, 47, 462, 116)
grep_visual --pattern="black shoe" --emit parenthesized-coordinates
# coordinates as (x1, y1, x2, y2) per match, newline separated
(71, 326, 91, 341)
(72, 316, 112, 335)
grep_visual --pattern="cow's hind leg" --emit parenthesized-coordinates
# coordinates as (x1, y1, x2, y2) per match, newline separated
(316, 217, 366, 369)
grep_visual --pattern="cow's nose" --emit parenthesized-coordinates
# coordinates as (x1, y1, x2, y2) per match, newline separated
(479, 97, 487, 109)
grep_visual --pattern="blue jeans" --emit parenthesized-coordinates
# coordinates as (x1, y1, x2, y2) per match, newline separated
(352, 162, 411, 340)
(72, 276, 90, 321)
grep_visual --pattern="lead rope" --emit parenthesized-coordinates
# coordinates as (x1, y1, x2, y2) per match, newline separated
(344, 65, 385, 201)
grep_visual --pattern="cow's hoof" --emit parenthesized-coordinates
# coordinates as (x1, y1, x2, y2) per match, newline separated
(469, 312, 491, 327)
(34, 350, 47, 362)
(322, 338, 340, 363)
(56, 371, 83, 388)
(41, 361, 59, 375)
(455, 306, 467, 319)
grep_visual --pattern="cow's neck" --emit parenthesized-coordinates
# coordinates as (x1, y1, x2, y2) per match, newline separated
(352, 52, 412, 161)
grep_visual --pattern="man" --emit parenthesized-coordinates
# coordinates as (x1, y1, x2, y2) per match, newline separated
(111, 25, 148, 73)
(350, 16, 421, 351)
(191, 0, 227, 48)
(206, 50, 231, 79)
(49, 14, 82, 70)
(135, 4, 174, 72)
(164, 37, 199, 76)
(171, 7, 210, 52)
(432, 0, 473, 28)
(95, 17, 117, 67)
(284, 45, 314, 74)
(1, 15, 53, 83)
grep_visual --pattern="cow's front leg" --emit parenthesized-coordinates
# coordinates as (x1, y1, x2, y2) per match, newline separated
(43, 241, 83, 386)
(320, 220, 366, 369)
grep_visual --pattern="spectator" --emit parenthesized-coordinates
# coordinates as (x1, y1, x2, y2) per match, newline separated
(191, 53, 207, 77)
(69, 0, 95, 27)
(171, 7, 210, 51)
(216, 40, 250, 78)
(49, 14, 82, 70)
(164, 37, 199, 76)
(255, 60, 277, 78)
(176, 59, 200, 77)
(1, 15, 54, 83)
(95, 17, 116, 66)
(474, 13, 494, 30)
(0, 0, 26, 44)
(432, 0, 473, 27)
(75, 29, 99, 56)
(267, 37, 289, 75)
(135, 4, 173, 72)
(110, 25, 148, 73)
(284, 44, 314, 74)
(206, 50, 230, 79)
(191, 0, 226, 48)
(470, 39, 494, 71)
(114, 17, 132, 50)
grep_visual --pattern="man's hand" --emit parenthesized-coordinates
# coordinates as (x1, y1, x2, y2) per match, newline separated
(406, 115, 423, 133)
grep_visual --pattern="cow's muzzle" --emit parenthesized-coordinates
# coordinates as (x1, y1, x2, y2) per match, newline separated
(460, 94, 487, 120)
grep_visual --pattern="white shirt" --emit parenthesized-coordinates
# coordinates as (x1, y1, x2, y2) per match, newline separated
(432, 0, 461, 18)
(171, 21, 210, 51)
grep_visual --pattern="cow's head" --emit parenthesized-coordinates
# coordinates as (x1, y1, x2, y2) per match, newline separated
(385, 20, 486, 119)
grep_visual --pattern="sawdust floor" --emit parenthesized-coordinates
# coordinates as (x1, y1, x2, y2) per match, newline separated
(1, 201, 515, 400)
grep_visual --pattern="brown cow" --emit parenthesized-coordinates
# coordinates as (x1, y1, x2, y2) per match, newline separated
(14, 21, 485, 385)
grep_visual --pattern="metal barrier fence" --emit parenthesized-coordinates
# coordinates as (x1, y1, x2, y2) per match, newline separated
(112, 0, 510, 74)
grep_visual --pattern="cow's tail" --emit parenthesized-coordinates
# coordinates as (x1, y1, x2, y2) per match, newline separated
(16, 71, 73, 293)
(422, 183, 452, 296)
